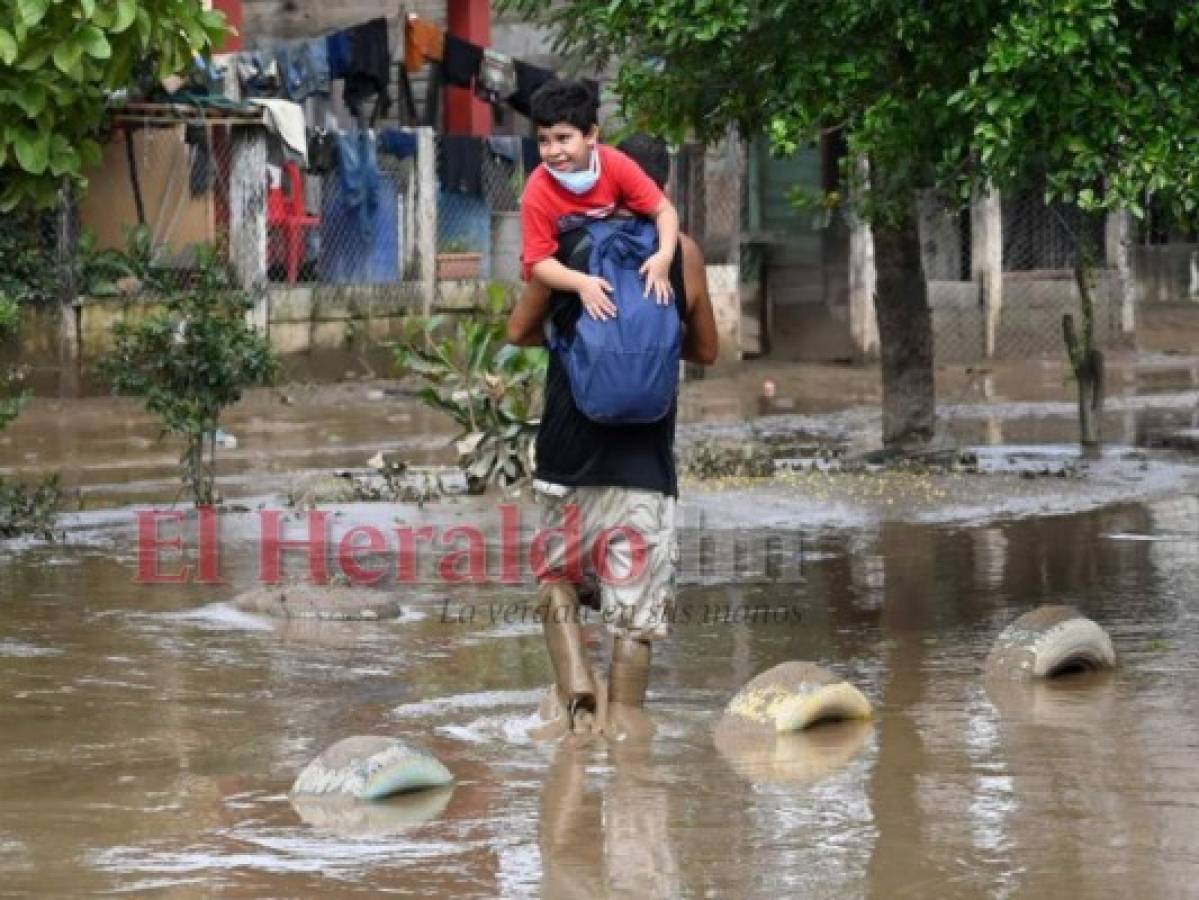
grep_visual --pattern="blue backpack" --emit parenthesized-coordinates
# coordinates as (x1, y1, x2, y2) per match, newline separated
(549, 218, 682, 424)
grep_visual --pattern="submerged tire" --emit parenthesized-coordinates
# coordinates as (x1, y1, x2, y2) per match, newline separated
(291, 736, 454, 800)
(717, 662, 873, 735)
(986, 605, 1116, 681)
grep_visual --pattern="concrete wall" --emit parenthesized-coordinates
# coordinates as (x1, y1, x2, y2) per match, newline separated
(9, 281, 504, 374)
(929, 281, 983, 365)
(928, 271, 1125, 364)
(1135, 244, 1199, 305)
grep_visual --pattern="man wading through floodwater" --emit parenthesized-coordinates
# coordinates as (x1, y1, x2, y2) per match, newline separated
(508, 130, 718, 737)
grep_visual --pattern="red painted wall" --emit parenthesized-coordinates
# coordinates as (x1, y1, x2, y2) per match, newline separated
(445, 0, 491, 136)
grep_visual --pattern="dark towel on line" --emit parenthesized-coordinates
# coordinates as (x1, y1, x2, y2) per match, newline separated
(438, 134, 484, 196)
(442, 34, 483, 88)
(344, 17, 391, 119)
(521, 137, 540, 175)
(509, 60, 554, 117)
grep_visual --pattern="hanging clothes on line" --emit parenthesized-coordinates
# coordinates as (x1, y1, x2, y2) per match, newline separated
(442, 34, 483, 89)
(249, 99, 309, 165)
(438, 135, 484, 196)
(378, 128, 418, 160)
(280, 39, 330, 102)
(237, 51, 281, 97)
(509, 60, 554, 117)
(335, 129, 380, 239)
(404, 16, 444, 73)
(326, 28, 352, 79)
(476, 49, 517, 105)
(521, 137, 540, 175)
(486, 135, 522, 165)
(344, 17, 392, 120)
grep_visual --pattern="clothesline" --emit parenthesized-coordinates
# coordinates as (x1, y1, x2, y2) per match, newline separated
(402, 12, 595, 121)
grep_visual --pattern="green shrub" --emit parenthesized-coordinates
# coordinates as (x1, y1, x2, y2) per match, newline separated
(395, 284, 546, 488)
(99, 249, 277, 505)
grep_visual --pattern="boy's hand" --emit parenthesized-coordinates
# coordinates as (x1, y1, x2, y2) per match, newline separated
(639, 252, 674, 305)
(576, 274, 617, 321)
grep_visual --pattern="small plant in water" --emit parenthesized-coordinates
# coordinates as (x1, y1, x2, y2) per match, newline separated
(99, 249, 277, 506)
(395, 284, 546, 488)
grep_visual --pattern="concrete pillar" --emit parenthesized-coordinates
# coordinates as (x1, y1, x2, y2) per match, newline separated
(415, 126, 438, 314)
(1105, 209, 1137, 338)
(971, 187, 1003, 357)
(847, 154, 880, 359)
(229, 127, 268, 294)
(706, 264, 742, 370)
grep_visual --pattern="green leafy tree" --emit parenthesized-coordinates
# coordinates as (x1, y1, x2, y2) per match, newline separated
(99, 250, 277, 506)
(503, 0, 1199, 446)
(0, 0, 227, 210)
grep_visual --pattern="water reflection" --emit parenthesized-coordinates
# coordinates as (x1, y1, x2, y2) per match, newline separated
(290, 786, 456, 837)
(4, 493, 1199, 894)
(714, 718, 873, 786)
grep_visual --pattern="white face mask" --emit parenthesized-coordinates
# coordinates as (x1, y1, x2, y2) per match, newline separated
(545, 145, 601, 194)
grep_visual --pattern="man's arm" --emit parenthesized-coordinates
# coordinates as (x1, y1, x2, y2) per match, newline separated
(507, 279, 554, 347)
(679, 234, 718, 366)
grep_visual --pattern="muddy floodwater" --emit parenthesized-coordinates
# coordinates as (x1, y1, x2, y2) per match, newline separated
(3, 353, 1199, 896)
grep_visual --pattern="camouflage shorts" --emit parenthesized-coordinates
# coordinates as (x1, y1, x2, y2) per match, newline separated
(532, 480, 678, 642)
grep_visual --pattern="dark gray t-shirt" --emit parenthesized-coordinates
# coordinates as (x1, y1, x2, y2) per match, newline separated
(533, 226, 687, 497)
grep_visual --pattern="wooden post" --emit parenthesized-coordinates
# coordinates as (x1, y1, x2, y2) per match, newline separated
(971, 187, 1003, 357)
(847, 154, 880, 359)
(1105, 209, 1136, 339)
(229, 126, 268, 296)
(415, 126, 437, 315)
(1063, 259, 1105, 452)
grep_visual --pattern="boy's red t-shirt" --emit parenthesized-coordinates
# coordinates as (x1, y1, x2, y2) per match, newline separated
(519, 143, 665, 280)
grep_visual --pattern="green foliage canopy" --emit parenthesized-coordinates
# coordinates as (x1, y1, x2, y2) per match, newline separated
(0, 0, 227, 210)
(503, 0, 1199, 219)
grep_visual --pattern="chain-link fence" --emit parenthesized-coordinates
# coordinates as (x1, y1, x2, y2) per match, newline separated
(433, 134, 526, 287)
(996, 191, 1122, 358)
(927, 189, 1131, 364)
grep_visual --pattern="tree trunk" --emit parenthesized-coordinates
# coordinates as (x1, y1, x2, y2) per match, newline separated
(873, 209, 935, 448)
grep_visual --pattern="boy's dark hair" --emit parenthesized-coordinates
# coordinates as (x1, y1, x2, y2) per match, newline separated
(616, 134, 670, 189)
(529, 79, 599, 132)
